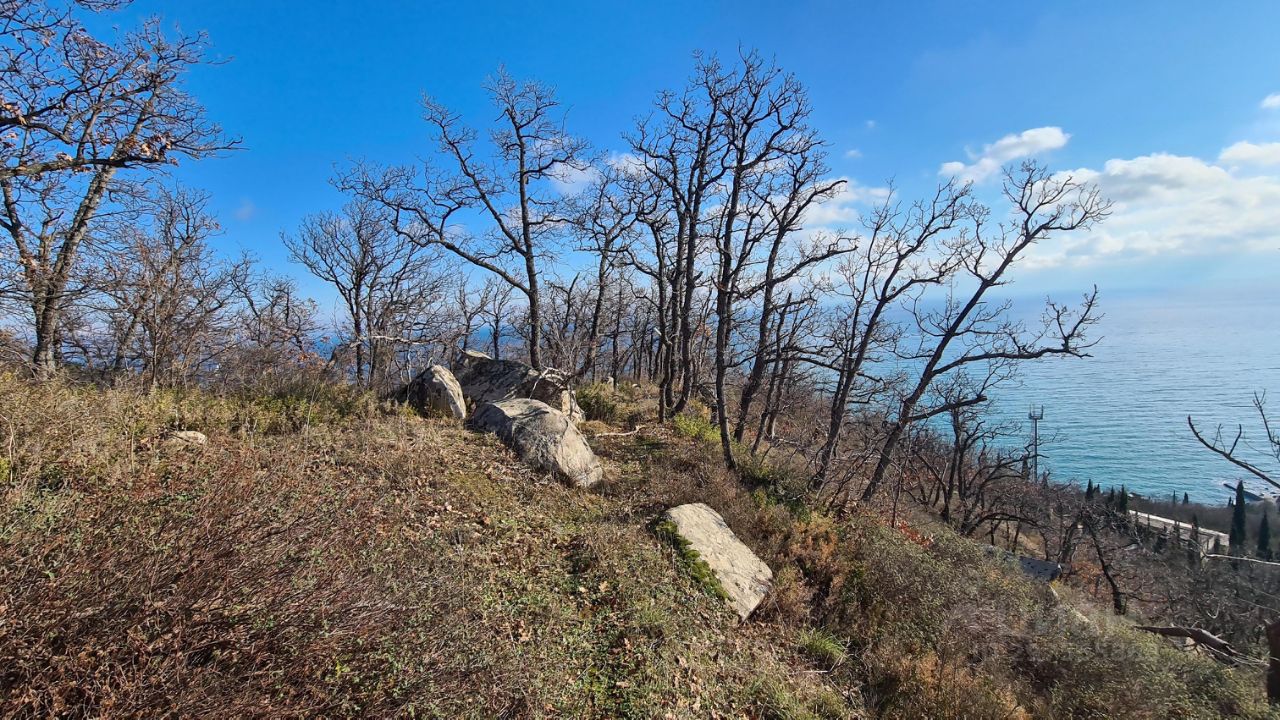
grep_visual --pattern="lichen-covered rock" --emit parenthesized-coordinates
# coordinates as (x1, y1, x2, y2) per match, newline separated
(471, 398, 602, 488)
(400, 364, 467, 419)
(661, 503, 772, 620)
(454, 350, 584, 422)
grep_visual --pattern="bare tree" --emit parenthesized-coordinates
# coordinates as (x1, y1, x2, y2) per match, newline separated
(1188, 392, 1280, 490)
(859, 162, 1110, 502)
(96, 185, 248, 386)
(231, 272, 318, 364)
(0, 0, 234, 376)
(447, 278, 488, 355)
(730, 134, 848, 446)
(471, 276, 514, 361)
(345, 71, 588, 370)
(627, 55, 732, 418)
(809, 181, 975, 488)
(628, 52, 850, 467)
(910, 399, 1031, 536)
(284, 196, 444, 388)
(564, 167, 639, 379)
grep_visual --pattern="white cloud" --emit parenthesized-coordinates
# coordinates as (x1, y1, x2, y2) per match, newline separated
(940, 126, 1071, 183)
(1025, 151, 1280, 269)
(1219, 141, 1280, 166)
(1261, 93, 1280, 110)
(844, 148, 862, 159)
(233, 198, 256, 222)
(865, 120, 876, 130)
(605, 151, 646, 178)
(549, 161, 601, 196)
(801, 177, 891, 227)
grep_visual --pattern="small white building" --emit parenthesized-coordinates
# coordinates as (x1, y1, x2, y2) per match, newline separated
(1130, 510, 1229, 552)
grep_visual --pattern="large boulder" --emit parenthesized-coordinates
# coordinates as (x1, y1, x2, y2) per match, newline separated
(454, 350, 584, 422)
(660, 503, 773, 620)
(400, 364, 467, 419)
(471, 398, 602, 488)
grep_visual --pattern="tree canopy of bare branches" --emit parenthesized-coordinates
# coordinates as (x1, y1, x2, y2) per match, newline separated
(0, 0, 235, 376)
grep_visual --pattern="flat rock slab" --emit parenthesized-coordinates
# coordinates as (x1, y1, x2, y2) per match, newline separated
(471, 398, 602, 488)
(662, 503, 773, 620)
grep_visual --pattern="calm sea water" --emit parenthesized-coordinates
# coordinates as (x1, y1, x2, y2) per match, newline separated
(983, 288, 1280, 505)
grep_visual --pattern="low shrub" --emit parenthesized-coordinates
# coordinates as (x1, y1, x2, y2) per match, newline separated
(575, 382, 619, 423)
(672, 413, 719, 444)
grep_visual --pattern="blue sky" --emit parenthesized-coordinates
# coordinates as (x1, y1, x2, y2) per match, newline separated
(87, 1, 1280, 305)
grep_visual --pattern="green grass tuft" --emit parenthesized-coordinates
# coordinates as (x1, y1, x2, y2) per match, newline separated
(797, 628, 847, 669)
(653, 518, 729, 601)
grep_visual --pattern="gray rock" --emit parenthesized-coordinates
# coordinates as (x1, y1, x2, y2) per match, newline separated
(401, 364, 467, 419)
(471, 398, 603, 488)
(454, 350, 584, 422)
(169, 430, 207, 446)
(662, 503, 773, 620)
(983, 545, 1064, 582)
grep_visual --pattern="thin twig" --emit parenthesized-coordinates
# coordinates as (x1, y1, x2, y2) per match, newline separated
(591, 424, 646, 438)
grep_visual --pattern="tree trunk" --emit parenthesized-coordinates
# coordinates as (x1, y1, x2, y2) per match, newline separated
(32, 310, 59, 378)
(525, 274, 542, 369)
(1267, 619, 1280, 703)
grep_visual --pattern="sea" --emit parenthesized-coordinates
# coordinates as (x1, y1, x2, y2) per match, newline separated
(982, 287, 1280, 505)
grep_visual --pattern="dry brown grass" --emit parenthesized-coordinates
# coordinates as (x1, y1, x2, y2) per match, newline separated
(0, 374, 1272, 718)
(0, 376, 853, 718)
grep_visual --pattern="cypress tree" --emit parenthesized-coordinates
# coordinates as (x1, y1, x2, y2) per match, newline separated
(1085, 479, 1094, 499)
(1117, 485, 1129, 514)
(1259, 514, 1273, 560)
(1107, 487, 1115, 504)
(1183, 492, 1190, 505)
(1229, 481, 1247, 552)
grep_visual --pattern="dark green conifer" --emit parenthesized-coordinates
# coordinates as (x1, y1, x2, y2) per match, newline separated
(1258, 514, 1272, 560)
(1229, 481, 1247, 553)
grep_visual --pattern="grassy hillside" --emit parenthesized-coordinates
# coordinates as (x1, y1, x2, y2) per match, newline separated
(0, 375, 1273, 718)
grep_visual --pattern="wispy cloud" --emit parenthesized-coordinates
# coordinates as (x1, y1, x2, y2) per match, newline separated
(844, 148, 862, 159)
(549, 162, 600, 197)
(233, 198, 256, 222)
(801, 177, 891, 227)
(1261, 93, 1280, 110)
(940, 126, 1071, 183)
